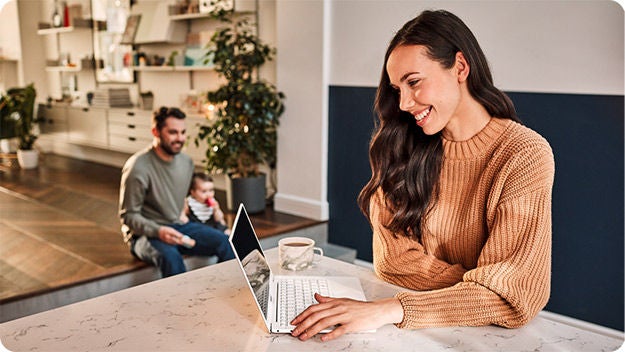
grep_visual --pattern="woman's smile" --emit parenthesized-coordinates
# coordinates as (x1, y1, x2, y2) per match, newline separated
(413, 106, 432, 126)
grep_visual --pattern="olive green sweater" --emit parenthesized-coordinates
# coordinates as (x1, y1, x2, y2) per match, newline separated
(119, 147, 194, 242)
(372, 117, 555, 329)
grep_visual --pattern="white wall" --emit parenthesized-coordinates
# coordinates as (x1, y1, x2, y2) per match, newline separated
(275, 0, 624, 220)
(0, 0, 21, 62)
(329, 0, 624, 95)
(15, 0, 50, 100)
(274, 0, 329, 219)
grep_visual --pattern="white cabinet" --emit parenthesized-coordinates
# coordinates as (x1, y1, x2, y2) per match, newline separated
(39, 104, 68, 140)
(107, 109, 153, 153)
(67, 107, 108, 147)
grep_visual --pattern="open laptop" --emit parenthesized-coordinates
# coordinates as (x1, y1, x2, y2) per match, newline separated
(229, 204, 367, 334)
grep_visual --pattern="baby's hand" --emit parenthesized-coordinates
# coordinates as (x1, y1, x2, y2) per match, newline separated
(179, 212, 189, 223)
(206, 198, 217, 208)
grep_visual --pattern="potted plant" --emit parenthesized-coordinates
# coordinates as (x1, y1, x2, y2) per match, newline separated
(0, 84, 39, 169)
(195, 10, 285, 213)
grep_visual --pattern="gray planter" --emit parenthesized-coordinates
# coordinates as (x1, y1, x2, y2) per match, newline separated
(227, 173, 266, 213)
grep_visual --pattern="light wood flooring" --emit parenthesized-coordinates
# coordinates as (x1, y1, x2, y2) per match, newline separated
(0, 153, 322, 305)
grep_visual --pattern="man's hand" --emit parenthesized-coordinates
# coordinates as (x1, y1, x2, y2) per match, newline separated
(158, 226, 185, 245)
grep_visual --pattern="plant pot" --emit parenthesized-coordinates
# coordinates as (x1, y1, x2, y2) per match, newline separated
(227, 173, 266, 213)
(17, 149, 38, 169)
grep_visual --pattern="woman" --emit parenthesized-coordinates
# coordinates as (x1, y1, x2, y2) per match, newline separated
(291, 9, 555, 341)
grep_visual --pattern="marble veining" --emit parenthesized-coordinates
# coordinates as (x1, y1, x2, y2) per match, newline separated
(1, 249, 623, 351)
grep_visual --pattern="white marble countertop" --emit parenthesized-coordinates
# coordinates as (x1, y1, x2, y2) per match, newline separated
(1, 248, 623, 351)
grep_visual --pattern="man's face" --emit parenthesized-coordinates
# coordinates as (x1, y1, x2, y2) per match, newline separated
(154, 117, 186, 156)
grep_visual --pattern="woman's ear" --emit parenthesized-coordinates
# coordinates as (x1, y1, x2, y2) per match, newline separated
(455, 52, 470, 83)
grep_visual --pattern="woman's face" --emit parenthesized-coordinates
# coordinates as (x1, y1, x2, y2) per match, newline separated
(386, 45, 465, 136)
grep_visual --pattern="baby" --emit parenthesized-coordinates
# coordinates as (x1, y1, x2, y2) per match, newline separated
(185, 173, 230, 235)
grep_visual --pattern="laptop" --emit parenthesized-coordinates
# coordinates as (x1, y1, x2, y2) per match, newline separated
(229, 204, 367, 334)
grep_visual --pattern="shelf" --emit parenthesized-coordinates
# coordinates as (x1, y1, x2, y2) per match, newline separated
(45, 66, 82, 72)
(37, 26, 89, 35)
(132, 66, 214, 72)
(169, 13, 214, 21)
(169, 11, 255, 21)
(132, 66, 174, 72)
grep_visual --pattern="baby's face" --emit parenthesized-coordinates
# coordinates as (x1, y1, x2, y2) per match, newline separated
(191, 181, 215, 203)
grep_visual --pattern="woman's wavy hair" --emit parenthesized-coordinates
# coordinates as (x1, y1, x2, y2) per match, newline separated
(357, 10, 520, 241)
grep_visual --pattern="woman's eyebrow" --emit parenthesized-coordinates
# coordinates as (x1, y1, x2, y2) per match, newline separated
(400, 71, 420, 82)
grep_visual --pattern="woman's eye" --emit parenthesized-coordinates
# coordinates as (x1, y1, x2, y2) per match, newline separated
(408, 79, 420, 87)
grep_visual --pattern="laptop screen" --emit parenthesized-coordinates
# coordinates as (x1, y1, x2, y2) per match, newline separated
(230, 204, 272, 320)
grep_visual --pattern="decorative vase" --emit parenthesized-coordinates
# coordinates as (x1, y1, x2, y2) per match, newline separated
(17, 149, 38, 169)
(227, 173, 266, 213)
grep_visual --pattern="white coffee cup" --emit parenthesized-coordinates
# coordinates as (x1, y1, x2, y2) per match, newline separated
(278, 237, 324, 271)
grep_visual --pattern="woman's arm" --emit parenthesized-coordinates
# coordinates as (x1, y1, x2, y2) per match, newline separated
(371, 189, 467, 290)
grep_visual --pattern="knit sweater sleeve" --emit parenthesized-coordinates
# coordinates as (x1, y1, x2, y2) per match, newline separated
(372, 189, 468, 290)
(387, 138, 555, 329)
(119, 155, 161, 238)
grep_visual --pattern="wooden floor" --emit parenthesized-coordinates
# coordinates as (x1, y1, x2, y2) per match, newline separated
(0, 154, 322, 304)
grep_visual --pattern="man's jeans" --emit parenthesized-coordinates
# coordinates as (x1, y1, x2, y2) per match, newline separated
(131, 222, 235, 277)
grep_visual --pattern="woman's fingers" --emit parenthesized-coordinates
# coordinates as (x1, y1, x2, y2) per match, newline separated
(290, 296, 403, 341)
(291, 296, 357, 341)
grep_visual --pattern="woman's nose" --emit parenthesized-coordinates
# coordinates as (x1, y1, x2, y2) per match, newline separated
(398, 90, 415, 111)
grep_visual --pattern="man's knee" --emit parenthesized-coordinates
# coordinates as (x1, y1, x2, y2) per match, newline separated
(132, 236, 187, 276)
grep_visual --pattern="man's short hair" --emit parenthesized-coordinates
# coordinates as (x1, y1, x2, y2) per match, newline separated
(153, 106, 186, 130)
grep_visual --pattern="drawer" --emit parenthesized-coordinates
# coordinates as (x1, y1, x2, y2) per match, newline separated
(108, 121, 154, 139)
(67, 107, 108, 147)
(41, 105, 67, 123)
(109, 135, 152, 153)
(108, 109, 152, 125)
(41, 121, 68, 139)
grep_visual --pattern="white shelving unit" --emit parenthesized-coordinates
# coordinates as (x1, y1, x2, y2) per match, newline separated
(37, 23, 94, 99)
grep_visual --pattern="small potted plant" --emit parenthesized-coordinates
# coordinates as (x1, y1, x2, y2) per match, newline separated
(0, 84, 39, 169)
(195, 9, 285, 213)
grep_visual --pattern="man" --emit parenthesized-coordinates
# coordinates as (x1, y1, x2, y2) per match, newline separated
(119, 106, 234, 277)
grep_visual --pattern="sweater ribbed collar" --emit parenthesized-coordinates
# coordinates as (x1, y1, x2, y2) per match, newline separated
(441, 117, 512, 160)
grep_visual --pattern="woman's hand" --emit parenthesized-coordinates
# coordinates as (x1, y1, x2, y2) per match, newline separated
(290, 294, 404, 341)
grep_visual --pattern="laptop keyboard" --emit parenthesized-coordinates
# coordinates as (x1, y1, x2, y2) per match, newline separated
(277, 278, 330, 328)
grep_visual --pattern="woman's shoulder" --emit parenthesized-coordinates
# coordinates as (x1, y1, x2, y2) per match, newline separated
(497, 119, 553, 157)
(492, 120, 555, 177)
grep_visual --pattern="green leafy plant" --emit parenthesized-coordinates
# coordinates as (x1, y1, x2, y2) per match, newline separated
(0, 83, 38, 150)
(167, 50, 179, 66)
(195, 9, 285, 178)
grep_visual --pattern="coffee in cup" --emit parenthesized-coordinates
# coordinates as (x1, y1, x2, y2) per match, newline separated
(278, 237, 324, 271)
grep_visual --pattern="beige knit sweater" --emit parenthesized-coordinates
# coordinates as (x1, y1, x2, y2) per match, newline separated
(372, 117, 555, 329)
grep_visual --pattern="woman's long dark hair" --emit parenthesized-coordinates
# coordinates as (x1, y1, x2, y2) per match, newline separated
(357, 10, 520, 241)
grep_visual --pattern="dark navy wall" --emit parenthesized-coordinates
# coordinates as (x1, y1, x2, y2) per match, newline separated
(327, 85, 624, 331)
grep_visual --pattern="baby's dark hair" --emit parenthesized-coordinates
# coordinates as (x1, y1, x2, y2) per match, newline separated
(190, 172, 214, 190)
(153, 106, 186, 130)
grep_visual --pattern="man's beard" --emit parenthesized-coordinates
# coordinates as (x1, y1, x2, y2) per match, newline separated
(160, 141, 183, 156)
